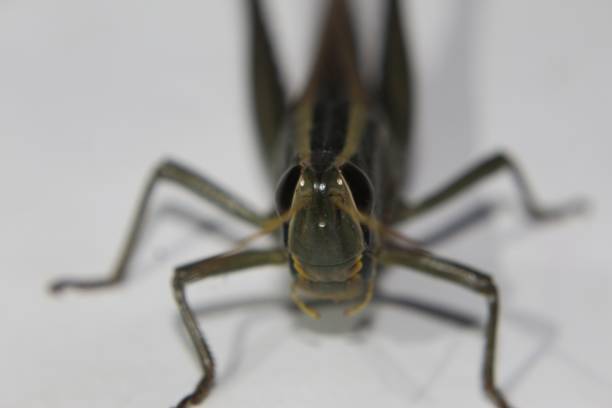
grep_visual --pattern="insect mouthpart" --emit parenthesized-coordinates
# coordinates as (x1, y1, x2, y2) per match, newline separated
(291, 254, 363, 283)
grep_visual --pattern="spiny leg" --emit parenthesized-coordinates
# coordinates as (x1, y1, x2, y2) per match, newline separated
(50, 159, 270, 293)
(172, 248, 287, 408)
(379, 247, 511, 408)
(393, 152, 585, 224)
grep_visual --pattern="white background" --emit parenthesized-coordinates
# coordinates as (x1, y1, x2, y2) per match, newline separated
(1, 0, 611, 407)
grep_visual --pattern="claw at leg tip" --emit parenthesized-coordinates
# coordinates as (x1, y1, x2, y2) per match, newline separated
(48, 281, 66, 294)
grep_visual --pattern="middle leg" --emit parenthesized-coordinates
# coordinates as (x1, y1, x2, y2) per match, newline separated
(393, 152, 584, 224)
(50, 159, 271, 293)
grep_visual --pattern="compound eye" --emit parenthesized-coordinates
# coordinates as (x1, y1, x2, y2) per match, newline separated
(340, 163, 374, 214)
(274, 165, 302, 214)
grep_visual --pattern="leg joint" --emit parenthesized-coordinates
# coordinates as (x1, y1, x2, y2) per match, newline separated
(487, 151, 514, 172)
(172, 268, 186, 291)
(472, 273, 498, 297)
(154, 158, 182, 179)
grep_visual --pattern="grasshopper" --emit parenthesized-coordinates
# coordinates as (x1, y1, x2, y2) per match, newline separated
(51, 1, 581, 406)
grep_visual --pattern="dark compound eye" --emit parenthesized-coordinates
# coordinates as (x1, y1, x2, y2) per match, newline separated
(340, 162, 374, 214)
(274, 165, 302, 214)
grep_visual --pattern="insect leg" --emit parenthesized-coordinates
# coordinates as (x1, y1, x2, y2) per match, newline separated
(393, 152, 585, 223)
(172, 248, 287, 408)
(378, 247, 510, 408)
(50, 159, 270, 293)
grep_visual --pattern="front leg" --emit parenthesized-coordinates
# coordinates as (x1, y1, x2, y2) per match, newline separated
(378, 247, 510, 408)
(50, 159, 270, 293)
(172, 248, 287, 407)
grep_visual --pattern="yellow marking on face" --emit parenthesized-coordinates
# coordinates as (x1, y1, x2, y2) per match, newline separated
(291, 256, 309, 280)
(346, 256, 363, 280)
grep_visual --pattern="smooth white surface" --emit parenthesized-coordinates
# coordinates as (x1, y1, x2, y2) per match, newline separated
(1, 1, 611, 407)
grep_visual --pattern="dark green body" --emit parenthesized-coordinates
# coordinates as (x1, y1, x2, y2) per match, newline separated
(251, 0, 412, 305)
(255, 0, 410, 219)
(51, 1, 580, 406)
